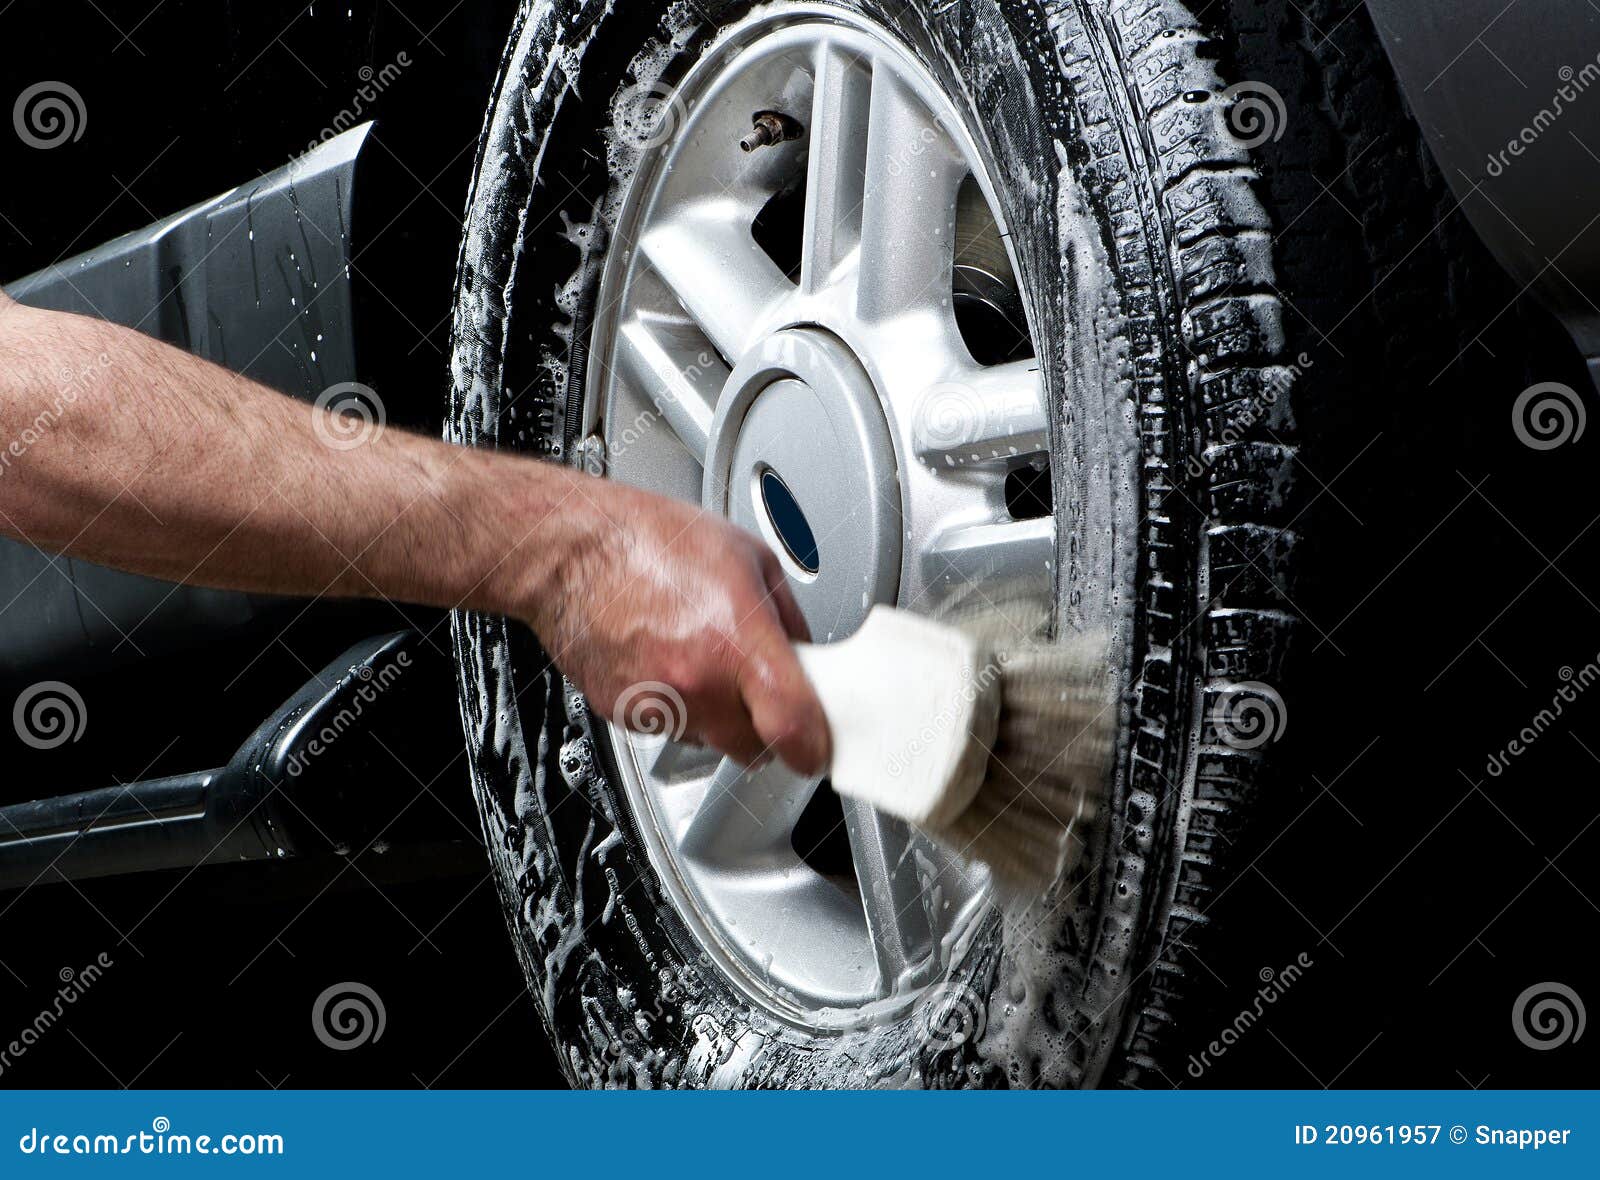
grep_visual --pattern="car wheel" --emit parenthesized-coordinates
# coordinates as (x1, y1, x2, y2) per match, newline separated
(448, 0, 1298, 1087)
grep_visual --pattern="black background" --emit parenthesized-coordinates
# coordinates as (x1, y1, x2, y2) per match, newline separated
(0, 0, 560, 1089)
(1, 0, 1595, 1089)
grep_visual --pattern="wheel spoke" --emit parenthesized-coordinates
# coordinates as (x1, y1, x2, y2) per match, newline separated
(649, 738, 722, 784)
(680, 757, 818, 863)
(924, 516, 1054, 599)
(800, 41, 871, 295)
(856, 66, 967, 322)
(841, 799, 935, 991)
(913, 359, 1048, 465)
(613, 308, 728, 463)
(639, 202, 795, 363)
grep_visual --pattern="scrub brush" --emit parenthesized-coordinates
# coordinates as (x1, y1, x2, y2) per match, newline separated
(795, 604, 1115, 893)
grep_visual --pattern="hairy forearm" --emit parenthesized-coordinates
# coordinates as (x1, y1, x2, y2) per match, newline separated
(0, 292, 831, 773)
(0, 296, 585, 619)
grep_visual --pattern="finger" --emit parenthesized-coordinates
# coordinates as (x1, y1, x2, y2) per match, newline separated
(695, 707, 771, 770)
(678, 653, 773, 768)
(759, 549, 811, 642)
(738, 626, 832, 777)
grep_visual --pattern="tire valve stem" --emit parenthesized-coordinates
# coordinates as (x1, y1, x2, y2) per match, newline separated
(740, 110, 804, 152)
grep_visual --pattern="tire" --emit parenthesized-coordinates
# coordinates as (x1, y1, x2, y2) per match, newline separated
(448, 0, 1301, 1088)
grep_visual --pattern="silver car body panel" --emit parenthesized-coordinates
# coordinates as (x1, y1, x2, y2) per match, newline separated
(0, 125, 368, 677)
(1366, 0, 1600, 387)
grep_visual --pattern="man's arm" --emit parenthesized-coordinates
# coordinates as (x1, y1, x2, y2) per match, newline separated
(0, 291, 828, 774)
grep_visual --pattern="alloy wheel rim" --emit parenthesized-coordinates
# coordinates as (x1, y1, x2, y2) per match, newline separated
(586, 9, 1055, 1028)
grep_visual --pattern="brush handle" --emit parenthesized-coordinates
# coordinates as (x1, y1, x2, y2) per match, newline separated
(794, 606, 990, 828)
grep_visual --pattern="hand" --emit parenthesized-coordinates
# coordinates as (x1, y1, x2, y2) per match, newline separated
(520, 473, 831, 776)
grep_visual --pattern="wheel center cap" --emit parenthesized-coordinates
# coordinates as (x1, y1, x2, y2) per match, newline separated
(703, 329, 902, 641)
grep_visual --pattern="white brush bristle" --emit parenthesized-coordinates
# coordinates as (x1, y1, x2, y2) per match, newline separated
(923, 595, 1116, 894)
